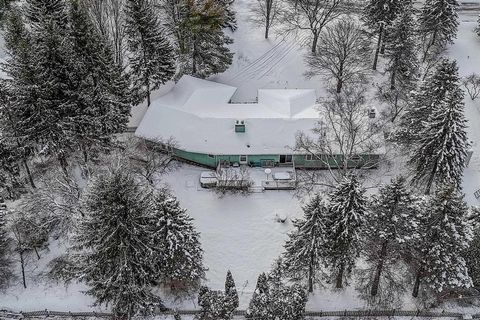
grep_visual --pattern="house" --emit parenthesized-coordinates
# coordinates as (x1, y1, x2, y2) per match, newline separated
(135, 76, 381, 169)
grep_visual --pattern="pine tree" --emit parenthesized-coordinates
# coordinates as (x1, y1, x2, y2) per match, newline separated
(476, 15, 480, 37)
(246, 272, 307, 320)
(419, 0, 459, 60)
(384, 2, 418, 90)
(325, 174, 368, 289)
(179, 0, 233, 78)
(217, 0, 236, 31)
(396, 59, 462, 144)
(363, 0, 402, 70)
(73, 171, 163, 318)
(283, 193, 327, 292)
(246, 273, 270, 320)
(224, 270, 239, 315)
(465, 225, 480, 287)
(362, 177, 420, 299)
(5, 0, 76, 172)
(24, 0, 68, 25)
(408, 186, 472, 297)
(67, 0, 131, 163)
(154, 194, 204, 291)
(197, 279, 235, 320)
(408, 60, 469, 194)
(125, 0, 175, 106)
(0, 197, 15, 289)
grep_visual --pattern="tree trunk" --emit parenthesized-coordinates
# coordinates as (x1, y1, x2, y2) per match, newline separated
(58, 154, 69, 179)
(373, 24, 384, 71)
(336, 78, 343, 94)
(311, 32, 319, 54)
(146, 82, 151, 107)
(380, 31, 387, 54)
(308, 250, 315, 292)
(265, 20, 270, 39)
(335, 262, 345, 289)
(192, 35, 198, 75)
(422, 30, 437, 63)
(265, 0, 273, 39)
(34, 247, 41, 260)
(20, 251, 26, 288)
(390, 68, 396, 90)
(371, 240, 388, 296)
(22, 159, 36, 189)
(412, 270, 422, 298)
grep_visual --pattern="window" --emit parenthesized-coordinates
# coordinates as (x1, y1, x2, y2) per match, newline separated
(239, 155, 247, 163)
(208, 154, 215, 159)
(279, 155, 293, 164)
(305, 154, 314, 161)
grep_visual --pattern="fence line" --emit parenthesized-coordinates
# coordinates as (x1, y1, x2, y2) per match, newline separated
(0, 309, 472, 319)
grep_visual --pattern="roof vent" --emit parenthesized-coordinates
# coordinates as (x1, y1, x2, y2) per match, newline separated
(235, 120, 246, 133)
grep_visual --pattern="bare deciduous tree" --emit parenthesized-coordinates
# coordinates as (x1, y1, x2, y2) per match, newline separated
(376, 84, 410, 123)
(305, 19, 370, 93)
(127, 137, 179, 186)
(295, 86, 383, 183)
(282, 0, 347, 53)
(250, 0, 282, 39)
(462, 73, 480, 101)
(84, 0, 126, 66)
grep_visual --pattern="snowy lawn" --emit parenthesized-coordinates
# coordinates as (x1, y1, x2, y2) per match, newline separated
(1, 0, 480, 315)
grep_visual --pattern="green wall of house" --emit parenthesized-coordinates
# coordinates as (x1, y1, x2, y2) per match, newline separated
(173, 148, 380, 169)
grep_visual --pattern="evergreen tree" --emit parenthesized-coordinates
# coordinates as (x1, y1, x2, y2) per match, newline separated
(283, 193, 327, 292)
(464, 225, 480, 288)
(197, 286, 227, 320)
(246, 273, 307, 320)
(361, 177, 420, 299)
(24, 0, 68, 24)
(246, 273, 270, 320)
(179, 0, 233, 78)
(325, 174, 368, 289)
(363, 0, 402, 70)
(408, 186, 472, 297)
(476, 15, 480, 37)
(408, 60, 469, 194)
(68, 0, 131, 163)
(224, 270, 239, 315)
(217, 0, 236, 31)
(0, 197, 15, 289)
(154, 194, 205, 290)
(73, 171, 163, 318)
(124, 0, 175, 106)
(384, 2, 418, 90)
(396, 59, 462, 144)
(5, 0, 75, 172)
(197, 272, 238, 320)
(419, 0, 459, 60)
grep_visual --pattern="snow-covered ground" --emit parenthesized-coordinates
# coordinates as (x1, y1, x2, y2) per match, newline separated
(1, 0, 480, 315)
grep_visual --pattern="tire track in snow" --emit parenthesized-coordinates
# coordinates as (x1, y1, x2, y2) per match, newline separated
(228, 39, 287, 82)
(257, 35, 308, 80)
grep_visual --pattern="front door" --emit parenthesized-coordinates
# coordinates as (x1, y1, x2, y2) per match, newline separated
(279, 155, 292, 164)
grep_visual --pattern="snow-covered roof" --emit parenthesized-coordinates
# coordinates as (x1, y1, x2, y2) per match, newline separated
(135, 75, 322, 155)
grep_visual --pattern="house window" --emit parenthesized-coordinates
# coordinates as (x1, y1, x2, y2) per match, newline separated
(279, 155, 293, 164)
(305, 154, 314, 161)
(239, 155, 247, 163)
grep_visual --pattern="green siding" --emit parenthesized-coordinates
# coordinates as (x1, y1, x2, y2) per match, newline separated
(173, 148, 380, 169)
